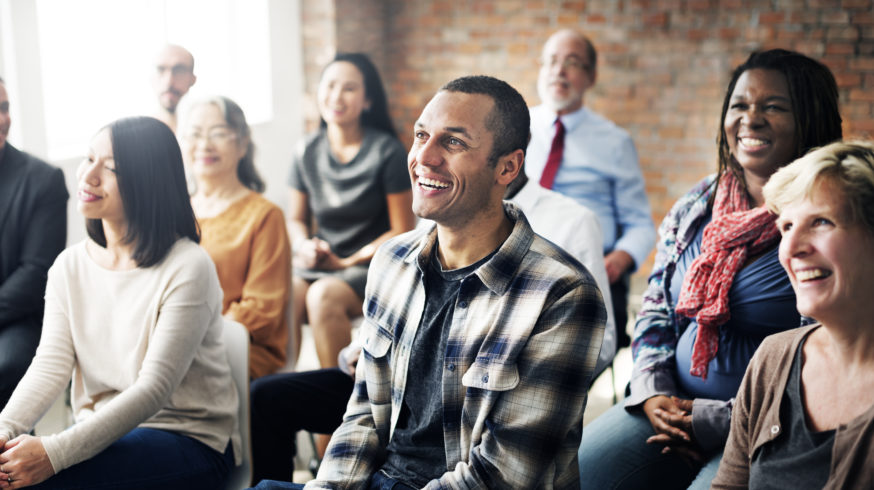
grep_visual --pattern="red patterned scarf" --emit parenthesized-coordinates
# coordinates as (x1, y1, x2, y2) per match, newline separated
(675, 172, 780, 379)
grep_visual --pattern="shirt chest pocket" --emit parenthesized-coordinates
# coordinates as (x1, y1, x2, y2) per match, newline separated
(361, 319, 393, 360)
(359, 319, 393, 408)
(461, 361, 519, 391)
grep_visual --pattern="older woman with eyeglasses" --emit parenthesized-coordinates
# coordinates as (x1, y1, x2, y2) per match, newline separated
(713, 141, 874, 489)
(180, 96, 291, 379)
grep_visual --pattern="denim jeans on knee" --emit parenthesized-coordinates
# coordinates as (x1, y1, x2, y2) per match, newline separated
(30, 427, 233, 490)
(578, 402, 704, 489)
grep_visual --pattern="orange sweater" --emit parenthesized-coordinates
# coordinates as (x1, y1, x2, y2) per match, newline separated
(198, 193, 291, 378)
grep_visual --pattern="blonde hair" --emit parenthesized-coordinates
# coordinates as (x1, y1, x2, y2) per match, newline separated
(764, 141, 874, 234)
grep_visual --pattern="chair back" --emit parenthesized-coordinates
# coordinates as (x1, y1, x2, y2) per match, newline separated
(223, 319, 252, 489)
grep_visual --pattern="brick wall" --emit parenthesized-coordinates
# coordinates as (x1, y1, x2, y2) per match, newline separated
(302, 0, 874, 276)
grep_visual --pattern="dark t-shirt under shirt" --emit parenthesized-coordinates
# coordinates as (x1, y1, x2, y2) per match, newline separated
(749, 336, 835, 489)
(380, 246, 495, 487)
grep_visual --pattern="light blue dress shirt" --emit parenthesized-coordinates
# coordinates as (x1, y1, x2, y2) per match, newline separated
(526, 105, 655, 269)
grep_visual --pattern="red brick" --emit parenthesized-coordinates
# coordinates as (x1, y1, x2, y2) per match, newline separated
(688, 0, 712, 11)
(758, 12, 785, 25)
(821, 10, 851, 24)
(842, 0, 872, 8)
(789, 11, 819, 24)
(851, 58, 874, 70)
(847, 119, 874, 134)
(658, 127, 685, 139)
(852, 12, 874, 24)
(850, 89, 874, 101)
(826, 43, 856, 55)
(719, 27, 741, 39)
(643, 11, 668, 26)
(827, 26, 860, 41)
(835, 72, 863, 87)
(687, 28, 709, 41)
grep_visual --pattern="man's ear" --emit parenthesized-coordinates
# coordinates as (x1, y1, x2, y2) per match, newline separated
(495, 149, 524, 186)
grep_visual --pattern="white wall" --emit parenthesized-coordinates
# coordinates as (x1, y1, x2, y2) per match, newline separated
(0, 0, 304, 246)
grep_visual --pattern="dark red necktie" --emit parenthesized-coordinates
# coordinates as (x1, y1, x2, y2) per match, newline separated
(539, 119, 565, 189)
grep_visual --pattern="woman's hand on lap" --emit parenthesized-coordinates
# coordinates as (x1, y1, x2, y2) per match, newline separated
(294, 238, 327, 269)
(0, 435, 54, 488)
(643, 395, 703, 465)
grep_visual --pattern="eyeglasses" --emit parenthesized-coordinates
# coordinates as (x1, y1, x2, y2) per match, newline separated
(182, 129, 237, 145)
(539, 57, 592, 73)
(156, 64, 194, 77)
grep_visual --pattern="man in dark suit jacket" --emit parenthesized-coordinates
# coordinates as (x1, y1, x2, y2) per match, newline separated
(0, 77, 68, 409)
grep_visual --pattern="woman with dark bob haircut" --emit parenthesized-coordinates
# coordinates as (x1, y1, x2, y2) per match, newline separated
(0, 117, 240, 489)
(578, 49, 842, 489)
(287, 52, 415, 368)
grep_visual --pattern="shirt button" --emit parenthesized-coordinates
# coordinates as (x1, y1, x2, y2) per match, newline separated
(447, 363, 455, 372)
(458, 300, 468, 309)
(770, 425, 780, 434)
(482, 374, 489, 383)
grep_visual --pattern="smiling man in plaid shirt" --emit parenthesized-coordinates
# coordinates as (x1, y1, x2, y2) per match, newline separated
(257, 75, 606, 489)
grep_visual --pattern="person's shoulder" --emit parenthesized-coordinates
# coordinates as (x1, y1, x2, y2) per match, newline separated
(51, 240, 86, 269)
(10, 145, 65, 185)
(753, 325, 817, 369)
(378, 225, 430, 260)
(581, 107, 631, 138)
(529, 104, 550, 118)
(526, 233, 592, 281)
(164, 238, 215, 273)
(365, 128, 406, 157)
(688, 174, 717, 193)
(243, 192, 283, 215)
(759, 325, 816, 353)
(527, 184, 598, 221)
(295, 130, 328, 160)
(245, 194, 289, 233)
(506, 212, 594, 289)
(668, 174, 716, 212)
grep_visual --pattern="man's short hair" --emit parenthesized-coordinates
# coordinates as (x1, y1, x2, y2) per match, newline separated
(440, 76, 530, 167)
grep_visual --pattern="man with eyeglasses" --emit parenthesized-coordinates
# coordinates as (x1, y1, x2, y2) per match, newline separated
(151, 44, 197, 133)
(527, 29, 655, 351)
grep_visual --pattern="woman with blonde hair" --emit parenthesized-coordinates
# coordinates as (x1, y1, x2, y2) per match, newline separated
(714, 141, 874, 489)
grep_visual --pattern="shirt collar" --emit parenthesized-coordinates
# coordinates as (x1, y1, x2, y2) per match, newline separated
(538, 105, 589, 133)
(407, 202, 535, 296)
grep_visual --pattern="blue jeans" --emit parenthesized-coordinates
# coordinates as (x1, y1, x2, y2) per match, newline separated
(578, 403, 722, 490)
(250, 470, 416, 490)
(31, 427, 233, 490)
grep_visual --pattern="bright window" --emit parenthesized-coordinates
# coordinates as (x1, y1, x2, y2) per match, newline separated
(35, 0, 272, 159)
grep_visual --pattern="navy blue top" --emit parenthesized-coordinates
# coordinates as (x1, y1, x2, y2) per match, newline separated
(671, 214, 799, 400)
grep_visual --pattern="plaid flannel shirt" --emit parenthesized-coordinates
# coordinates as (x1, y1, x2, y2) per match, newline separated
(308, 203, 606, 489)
